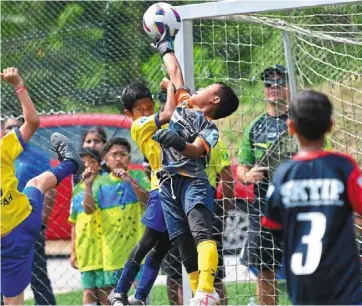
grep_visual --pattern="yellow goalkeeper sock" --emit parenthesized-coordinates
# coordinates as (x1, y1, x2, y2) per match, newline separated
(188, 270, 200, 294)
(197, 240, 218, 293)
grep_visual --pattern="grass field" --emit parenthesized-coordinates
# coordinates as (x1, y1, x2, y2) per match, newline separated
(25, 282, 290, 305)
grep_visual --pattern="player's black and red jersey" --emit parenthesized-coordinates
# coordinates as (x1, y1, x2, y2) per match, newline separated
(263, 150, 362, 305)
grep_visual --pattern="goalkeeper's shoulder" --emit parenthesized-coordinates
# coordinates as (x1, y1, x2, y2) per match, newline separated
(175, 87, 192, 106)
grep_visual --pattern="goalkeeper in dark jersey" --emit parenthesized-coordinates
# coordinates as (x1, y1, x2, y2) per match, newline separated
(263, 89, 362, 304)
(151, 28, 239, 306)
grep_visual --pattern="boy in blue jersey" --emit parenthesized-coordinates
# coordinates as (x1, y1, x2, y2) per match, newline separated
(263, 89, 362, 304)
(151, 31, 240, 305)
(1, 67, 84, 305)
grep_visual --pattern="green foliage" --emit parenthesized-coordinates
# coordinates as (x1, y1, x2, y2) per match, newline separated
(1, 1, 360, 117)
(57, 3, 84, 28)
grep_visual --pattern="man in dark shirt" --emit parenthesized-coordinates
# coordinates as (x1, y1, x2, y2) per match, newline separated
(237, 65, 290, 305)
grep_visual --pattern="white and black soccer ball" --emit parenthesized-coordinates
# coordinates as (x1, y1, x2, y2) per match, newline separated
(143, 2, 181, 40)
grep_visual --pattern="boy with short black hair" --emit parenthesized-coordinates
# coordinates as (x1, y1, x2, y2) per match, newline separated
(98, 137, 150, 290)
(263, 89, 362, 304)
(69, 148, 106, 305)
(109, 77, 182, 305)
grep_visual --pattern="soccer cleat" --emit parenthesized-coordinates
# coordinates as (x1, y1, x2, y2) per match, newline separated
(189, 290, 220, 306)
(107, 289, 129, 306)
(128, 294, 146, 305)
(51, 132, 84, 174)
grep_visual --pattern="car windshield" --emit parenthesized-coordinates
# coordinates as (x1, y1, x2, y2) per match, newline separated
(30, 125, 144, 164)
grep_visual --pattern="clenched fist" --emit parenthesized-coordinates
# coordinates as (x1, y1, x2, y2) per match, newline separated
(160, 77, 174, 92)
(1, 67, 24, 89)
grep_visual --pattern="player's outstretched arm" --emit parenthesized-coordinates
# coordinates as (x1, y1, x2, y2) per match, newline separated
(152, 27, 184, 89)
(158, 78, 177, 125)
(1, 67, 40, 143)
(163, 52, 184, 89)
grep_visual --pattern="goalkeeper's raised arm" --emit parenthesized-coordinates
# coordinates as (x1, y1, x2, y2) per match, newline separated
(152, 26, 184, 89)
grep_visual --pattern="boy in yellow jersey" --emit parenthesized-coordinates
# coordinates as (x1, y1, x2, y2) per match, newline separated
(0, 67, 83, 305)
(69, 148, 107, 305)
(109, 78, 190, 305)
(149, 29, 239, 306)
(97, 138, 150, 290)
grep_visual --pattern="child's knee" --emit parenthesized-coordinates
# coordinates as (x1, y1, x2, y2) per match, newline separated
(26, 176, 42, 189)
(4, 293, 24, 306)
(83, 289, 97, 304)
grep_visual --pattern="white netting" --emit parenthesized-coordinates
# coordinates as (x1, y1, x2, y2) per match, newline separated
(193, 3, 361, 304)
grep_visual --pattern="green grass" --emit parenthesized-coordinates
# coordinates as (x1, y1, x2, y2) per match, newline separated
(25, 282, 290, 305)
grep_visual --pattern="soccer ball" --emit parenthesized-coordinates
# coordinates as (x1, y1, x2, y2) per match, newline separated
(143, 2, 181, 40)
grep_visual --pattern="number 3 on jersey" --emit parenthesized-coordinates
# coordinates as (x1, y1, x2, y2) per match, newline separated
(291, 212, 326, 275)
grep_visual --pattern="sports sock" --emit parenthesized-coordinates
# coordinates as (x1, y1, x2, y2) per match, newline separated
(188, 270, 200, 294)
(197, 240, 218, 293)
(48, 160, 78, 185)
(135, 256, 162, 301)
(115, 259, 140, 294)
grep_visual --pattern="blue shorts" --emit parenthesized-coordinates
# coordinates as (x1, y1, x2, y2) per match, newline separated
(141, 190, 167, 232)
(158, 172, 214, 240)
(1, 187, 44, 297)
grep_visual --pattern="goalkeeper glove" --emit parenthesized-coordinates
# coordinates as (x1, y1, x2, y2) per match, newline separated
(153, 129, 186, 152)
(151, 25, 174, 58)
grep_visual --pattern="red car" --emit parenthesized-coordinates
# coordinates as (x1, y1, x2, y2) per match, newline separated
(32, 113, 144, 240)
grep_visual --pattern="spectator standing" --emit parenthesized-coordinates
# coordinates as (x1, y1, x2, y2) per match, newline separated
(97, 138, 150, 288)
(236, 65, 291, 305)
(81, 126, 108, 154)
(69, 148, 107, 305)
(74, 127, 109, 184)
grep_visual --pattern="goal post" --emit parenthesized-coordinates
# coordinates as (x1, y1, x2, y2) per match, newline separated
(175, 0, 359, 96)
(174, 0, 361, 303)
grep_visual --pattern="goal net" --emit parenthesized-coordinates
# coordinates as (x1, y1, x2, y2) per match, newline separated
(176, 1, 362, 304)
(1, 0, 361, 304)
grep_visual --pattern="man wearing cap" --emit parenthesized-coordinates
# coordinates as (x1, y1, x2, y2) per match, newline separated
(236, 65, 289, 305)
